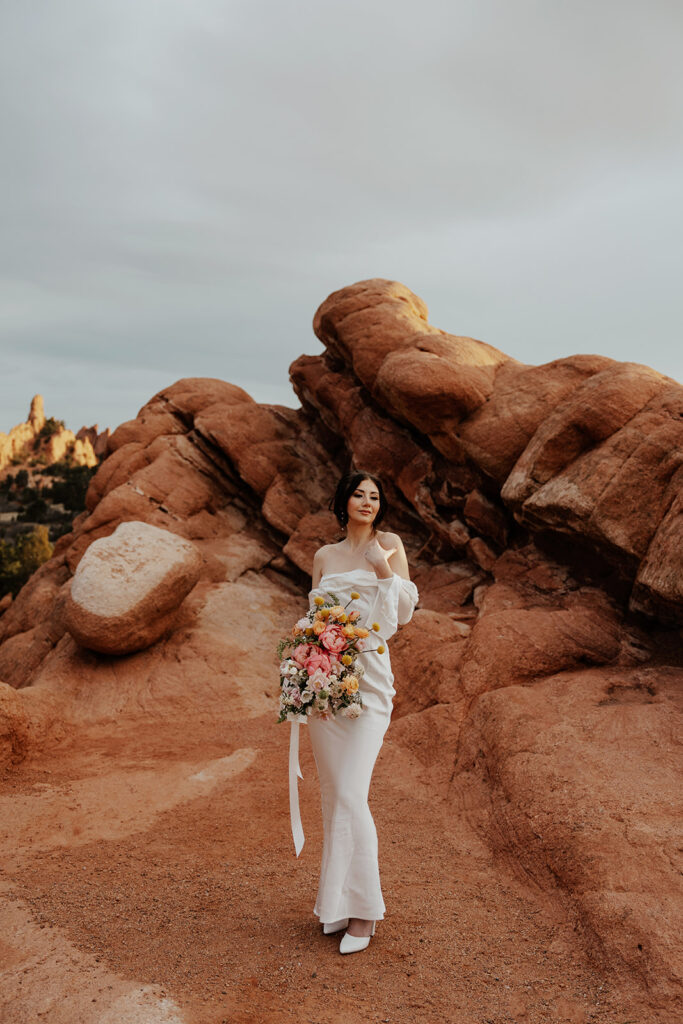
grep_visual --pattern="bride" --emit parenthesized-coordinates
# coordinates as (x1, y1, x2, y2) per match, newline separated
(302, 470, 419, 955)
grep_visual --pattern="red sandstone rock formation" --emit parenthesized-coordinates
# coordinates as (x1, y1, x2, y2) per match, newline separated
(75, 424, 111, 459)
(0, 280, 681, 1021)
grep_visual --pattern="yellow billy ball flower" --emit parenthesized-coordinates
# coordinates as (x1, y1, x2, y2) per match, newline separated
(377, 645, 385, 654)
(350, 591, 360, 600)
(341, 654, 353, 666)
(338, 612, 348, 623)
(372, 622, 380, 632)
(314, 596, 325, 606)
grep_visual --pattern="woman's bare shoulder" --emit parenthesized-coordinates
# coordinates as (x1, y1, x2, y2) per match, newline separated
(313, 541, 340, 561)
(377, 529, 405, 549)
(312, 542, 341, 579)
(377, 530, 410, 578)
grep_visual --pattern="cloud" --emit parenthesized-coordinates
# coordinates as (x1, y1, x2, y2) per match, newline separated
(1, 0, 681, 433)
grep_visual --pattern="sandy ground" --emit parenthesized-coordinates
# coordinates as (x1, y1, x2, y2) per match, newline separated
(1, 709, 641, 1024)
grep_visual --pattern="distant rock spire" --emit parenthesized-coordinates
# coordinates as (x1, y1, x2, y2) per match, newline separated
(28, 394, 45, 433)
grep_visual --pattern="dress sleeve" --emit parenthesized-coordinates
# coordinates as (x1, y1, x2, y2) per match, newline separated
(371, 574, 420, 640)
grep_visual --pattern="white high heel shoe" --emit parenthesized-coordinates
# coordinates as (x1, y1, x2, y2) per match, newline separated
(339, 921, 376, 954)
(322, 918, 349, 934)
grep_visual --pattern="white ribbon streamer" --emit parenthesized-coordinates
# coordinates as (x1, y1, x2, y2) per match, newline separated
(289, 719, 305, 857)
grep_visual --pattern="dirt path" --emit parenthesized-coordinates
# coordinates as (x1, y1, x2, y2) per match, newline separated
(1, 710, 634, 1024)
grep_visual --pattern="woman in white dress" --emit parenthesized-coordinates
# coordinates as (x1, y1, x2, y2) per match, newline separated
(302, 471, 419, 955)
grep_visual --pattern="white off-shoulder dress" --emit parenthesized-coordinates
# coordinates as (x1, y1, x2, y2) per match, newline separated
(288, 569, 419, 924)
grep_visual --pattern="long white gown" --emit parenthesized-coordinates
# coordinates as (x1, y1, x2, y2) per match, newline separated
(288, 569, 419, 924)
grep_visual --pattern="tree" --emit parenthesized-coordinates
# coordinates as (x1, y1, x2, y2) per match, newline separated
(0, 526, 53, 598)
(39, 416, 65, 439)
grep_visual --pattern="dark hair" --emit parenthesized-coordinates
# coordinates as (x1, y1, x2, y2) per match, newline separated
(329, 471, 388, 531)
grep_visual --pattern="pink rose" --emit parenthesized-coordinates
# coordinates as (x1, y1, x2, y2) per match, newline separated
(293, 644, 313, 667)
(304, 648, 332, 676)
(308, 668, 329, 692)
(319, 623, 347, 654)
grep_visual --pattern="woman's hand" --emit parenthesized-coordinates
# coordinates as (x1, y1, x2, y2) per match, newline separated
(364, 537, 397, 576)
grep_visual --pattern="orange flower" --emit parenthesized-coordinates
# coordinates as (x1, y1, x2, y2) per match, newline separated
(313, 620, 326, 635)
(345, 676, 359, 693)
(342, 625, 355, 638)
(354, 626, 370, 638)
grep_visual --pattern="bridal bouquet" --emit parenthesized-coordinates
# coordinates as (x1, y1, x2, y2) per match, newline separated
(276, 590, 385, 723)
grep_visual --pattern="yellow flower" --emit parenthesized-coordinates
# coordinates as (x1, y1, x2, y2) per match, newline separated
(350, 591, 360, 600)
(377, 645, 385, 654)
(305, 627, 315, 635)
(342, 625, 355, 638)
(341, 654, 353, 666)
(338, 612, 348, 623)
(372, 622, 380, 632)
(320, 608, 331, 619)
(314, 596, 324, 606)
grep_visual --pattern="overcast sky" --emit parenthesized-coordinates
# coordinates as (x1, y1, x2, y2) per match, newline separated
(1, 0, 681, 436)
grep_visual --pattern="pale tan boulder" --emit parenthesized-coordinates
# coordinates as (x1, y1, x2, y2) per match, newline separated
(63, 521, 202, 654)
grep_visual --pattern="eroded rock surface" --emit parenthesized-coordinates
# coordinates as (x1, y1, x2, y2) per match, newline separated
(1, 279, 681, 1021)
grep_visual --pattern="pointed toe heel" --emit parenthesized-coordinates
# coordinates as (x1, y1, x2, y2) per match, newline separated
(339, 921, 376, 954)
(322, 917, 349, 934)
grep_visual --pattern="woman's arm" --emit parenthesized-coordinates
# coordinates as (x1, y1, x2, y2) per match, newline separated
(367, 532, 415, 623)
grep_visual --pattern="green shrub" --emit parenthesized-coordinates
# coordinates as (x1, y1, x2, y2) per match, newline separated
(39, 417, 65, 439)
(44, 464, 96, 511)
(0, 525, 53, 598)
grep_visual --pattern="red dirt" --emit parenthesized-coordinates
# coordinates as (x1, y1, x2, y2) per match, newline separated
(1, 707, 641, 1024)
